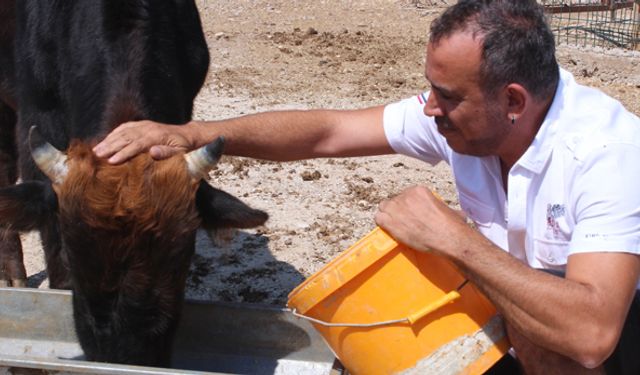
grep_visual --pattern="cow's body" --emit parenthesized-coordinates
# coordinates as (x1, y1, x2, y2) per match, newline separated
(0, 0, 268, 366)
(0, 0, 24, 288)
(1, 0, 210, 289)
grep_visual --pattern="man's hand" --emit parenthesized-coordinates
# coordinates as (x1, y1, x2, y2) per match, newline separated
(375, 185, 474, 255)
(93, 120, 199, 164)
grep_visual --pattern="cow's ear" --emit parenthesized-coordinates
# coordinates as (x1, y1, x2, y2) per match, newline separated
(196, 181, 268, 229)
(0, 181, 58, 231)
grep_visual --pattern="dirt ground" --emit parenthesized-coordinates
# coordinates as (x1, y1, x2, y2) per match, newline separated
(22, 0, 640, 306)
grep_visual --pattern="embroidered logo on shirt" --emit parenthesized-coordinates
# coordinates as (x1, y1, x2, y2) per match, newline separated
(546, 204, 565, 236)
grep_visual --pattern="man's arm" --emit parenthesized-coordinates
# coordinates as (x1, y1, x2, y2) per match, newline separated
(94, 106, 393, 163)
(375, 186, 640, 368)
(465, 241, 638, 369)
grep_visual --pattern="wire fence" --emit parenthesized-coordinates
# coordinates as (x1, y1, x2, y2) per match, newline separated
(407, 0, 640, 50)
(540, 0, 640, 50)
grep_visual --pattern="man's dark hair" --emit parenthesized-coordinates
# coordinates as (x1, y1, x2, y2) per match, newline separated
(429, 0, 559, 100)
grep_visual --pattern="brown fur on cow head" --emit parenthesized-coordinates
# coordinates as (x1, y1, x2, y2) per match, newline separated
(59, 141, 202, 241)
(0, 128, 268, 242)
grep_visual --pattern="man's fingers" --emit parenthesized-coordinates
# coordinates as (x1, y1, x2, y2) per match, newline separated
(377, 199, 389, 212)
(106, 141, 148, 164)
(374, 210, 391, 228)
(94, 135, 135, 158)
(94, 120, 200, 164)
(93, 121, 155, 157)
(149, 145, 180, 160)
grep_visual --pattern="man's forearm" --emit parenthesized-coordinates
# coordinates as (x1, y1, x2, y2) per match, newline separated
(451, 232, 635, 367)
(188, 110, 337, 161)
(188, 106, 390, 161)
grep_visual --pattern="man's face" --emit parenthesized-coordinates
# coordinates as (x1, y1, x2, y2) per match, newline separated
(423, 32, 510, 156)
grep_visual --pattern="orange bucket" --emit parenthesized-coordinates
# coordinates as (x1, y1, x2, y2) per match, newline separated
(287, 227, 509, 375)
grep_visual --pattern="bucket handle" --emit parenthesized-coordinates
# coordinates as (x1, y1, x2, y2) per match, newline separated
(289, 280, 467, 327)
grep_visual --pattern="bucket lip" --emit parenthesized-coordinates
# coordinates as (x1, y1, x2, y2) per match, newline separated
(287, 227, 399, 313)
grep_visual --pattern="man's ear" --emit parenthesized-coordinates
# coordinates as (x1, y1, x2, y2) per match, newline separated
(505, 83, 528, 121)
(195, 181, 268, 230)
(0, 181, 58, 231)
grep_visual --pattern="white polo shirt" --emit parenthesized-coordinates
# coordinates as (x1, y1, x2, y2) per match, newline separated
(383, 68, 640, 273)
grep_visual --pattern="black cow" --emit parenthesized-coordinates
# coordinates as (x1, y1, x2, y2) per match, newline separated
(0, 0, 24, 288)
(0, 0, 268, 367)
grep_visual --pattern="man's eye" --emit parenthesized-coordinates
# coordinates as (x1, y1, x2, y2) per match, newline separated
(429, 86, 447, 99)
(436, 90, 452, 101)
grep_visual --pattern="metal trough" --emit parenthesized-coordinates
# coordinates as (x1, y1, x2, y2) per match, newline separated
(0, 288, 339, 375)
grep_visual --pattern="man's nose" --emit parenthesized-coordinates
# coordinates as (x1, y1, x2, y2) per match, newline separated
(423, 93, 443, 117)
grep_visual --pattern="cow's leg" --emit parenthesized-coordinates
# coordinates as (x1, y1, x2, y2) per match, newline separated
(0, 101, 26, 287)
(39, 220, 70, 289)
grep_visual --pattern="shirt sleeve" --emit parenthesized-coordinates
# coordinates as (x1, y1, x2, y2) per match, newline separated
(569, 142, 640, 255)
(383, 92, 450, 165)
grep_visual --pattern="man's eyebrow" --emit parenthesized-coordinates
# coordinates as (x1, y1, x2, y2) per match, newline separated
(425, 73, 455, 96)
(430, 81, 455, 97)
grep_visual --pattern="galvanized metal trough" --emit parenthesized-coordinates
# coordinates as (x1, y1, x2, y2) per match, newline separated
(0, 288, 339, 375)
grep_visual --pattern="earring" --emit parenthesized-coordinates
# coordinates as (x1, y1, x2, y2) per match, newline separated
(511, 115, 516, 125)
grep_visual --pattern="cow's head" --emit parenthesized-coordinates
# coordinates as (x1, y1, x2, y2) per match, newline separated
(0, 127, 268, 290)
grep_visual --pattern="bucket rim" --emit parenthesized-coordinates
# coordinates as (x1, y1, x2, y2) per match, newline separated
(286, 227, 400, 314)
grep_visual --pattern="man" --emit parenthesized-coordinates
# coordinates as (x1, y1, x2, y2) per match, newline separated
(94, 0, 640, 373)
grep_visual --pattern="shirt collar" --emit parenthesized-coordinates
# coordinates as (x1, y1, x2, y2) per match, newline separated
(514, 68, 571, 174)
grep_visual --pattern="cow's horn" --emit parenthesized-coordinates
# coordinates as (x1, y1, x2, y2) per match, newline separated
(29, 126, 68, 184)
(184, 136, 225, 178)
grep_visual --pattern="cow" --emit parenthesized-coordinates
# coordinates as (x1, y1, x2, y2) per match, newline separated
(0, 0, 268, 367)
(0, 0, 25, 288)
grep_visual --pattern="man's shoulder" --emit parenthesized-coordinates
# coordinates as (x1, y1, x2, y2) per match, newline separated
(383, 91, 450, 164)
(552, 69, 640, 160)
(558, 68, 632, 120)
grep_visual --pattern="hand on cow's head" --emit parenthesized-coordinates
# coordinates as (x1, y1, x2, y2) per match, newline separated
(93, 120, 200, 165)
